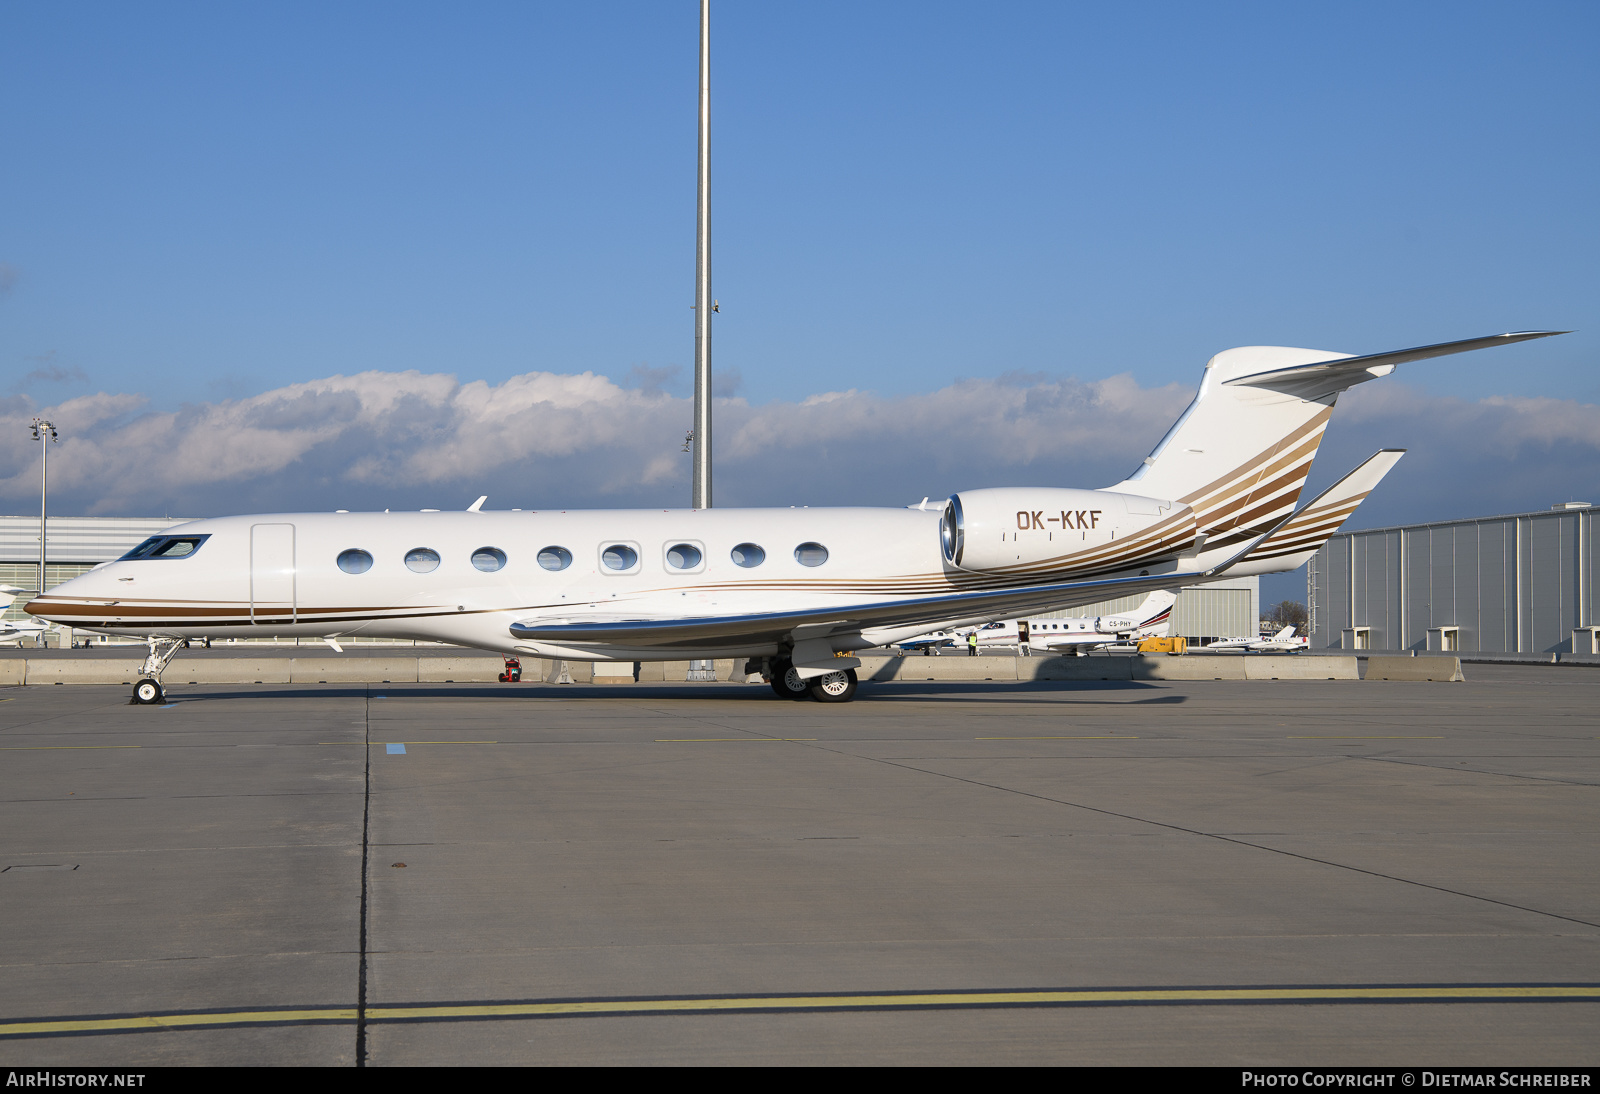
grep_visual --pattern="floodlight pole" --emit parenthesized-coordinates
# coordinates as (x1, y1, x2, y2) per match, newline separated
(691, 0, 712, 509)
(30, 419, 58, 602)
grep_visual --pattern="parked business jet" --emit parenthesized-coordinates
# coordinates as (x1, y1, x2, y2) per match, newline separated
(1206, 626, 1309, 653)
(25, 332, 1562, 704)
(909, 589, 1178, 655)
(0, 586, 50, 646)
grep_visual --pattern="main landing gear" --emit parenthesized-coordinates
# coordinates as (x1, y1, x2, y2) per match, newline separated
(132, 637, 184, 705)
(768, 658, 859, 704)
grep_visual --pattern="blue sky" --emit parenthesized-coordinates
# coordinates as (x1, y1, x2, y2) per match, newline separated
(2, 1, 1597, 607)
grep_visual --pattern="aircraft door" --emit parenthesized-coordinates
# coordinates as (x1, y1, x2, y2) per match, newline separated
(1018, 620, 1031, 644)
(250, 523, 297, 624)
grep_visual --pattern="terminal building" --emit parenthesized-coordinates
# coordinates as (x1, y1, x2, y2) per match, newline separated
(1307, 503, 1597, 655)
(1, 513, 1260, 647)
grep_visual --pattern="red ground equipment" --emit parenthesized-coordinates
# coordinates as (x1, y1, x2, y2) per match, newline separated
(498, 656, 522, 683)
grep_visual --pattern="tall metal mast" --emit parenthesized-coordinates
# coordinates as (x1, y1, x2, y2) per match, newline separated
(29, 418, 57, 602)
(691, 0, 712, 509)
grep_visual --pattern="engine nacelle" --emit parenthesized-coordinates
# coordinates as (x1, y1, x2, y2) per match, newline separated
(941, 487, 1196, 576)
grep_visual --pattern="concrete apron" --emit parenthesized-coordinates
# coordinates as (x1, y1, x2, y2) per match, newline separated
(0, 653, 1387, 686)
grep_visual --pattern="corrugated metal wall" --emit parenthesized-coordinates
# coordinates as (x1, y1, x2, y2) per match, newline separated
(1310, 508, 1596, 653)
(1038, 577, 1258, 641)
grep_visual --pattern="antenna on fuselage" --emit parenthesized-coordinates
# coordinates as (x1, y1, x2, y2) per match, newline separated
(690, 0, 713, 510)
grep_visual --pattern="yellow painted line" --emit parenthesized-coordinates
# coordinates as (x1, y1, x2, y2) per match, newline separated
(656, 738, 816, 743)
(393, 741, 499, 745)
(1289, 736, 1444, 739)
(0, 745, 141, 751)
(0, 1007, 357, 1037)
(5, 986, 1598, 1037)
(976, 736, 1138, 740)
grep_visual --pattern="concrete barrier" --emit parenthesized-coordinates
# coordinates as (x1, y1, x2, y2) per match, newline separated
(1028, 657, 1132, 681)
(1365, 655, 1465, 682)
(169, 658, 292, 684)
(592, 660, 635, 680)
(289, 657, 419, 683)
(418, 657, 507, 683)
(861, 655, 1020, 682)
(1243, 655, 1359, 681)
(0, 660, 26, 686)
(23, 659, 144, 685)
(1135, 655, 1249, 680)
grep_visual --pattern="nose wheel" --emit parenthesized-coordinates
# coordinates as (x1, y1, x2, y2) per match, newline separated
(130, 637, 184, 705)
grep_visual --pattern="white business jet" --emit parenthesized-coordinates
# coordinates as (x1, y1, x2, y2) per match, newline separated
(1206, 626, 1309, 653)
(910, 588, 1178, 655)
(25, 331, 1563, 704)
(0, 585, 51, 646)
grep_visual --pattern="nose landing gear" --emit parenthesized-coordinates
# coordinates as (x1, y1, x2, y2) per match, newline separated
(131, 637, 184, 705)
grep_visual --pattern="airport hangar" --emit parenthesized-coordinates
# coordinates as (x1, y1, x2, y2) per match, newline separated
(1308, 501, 1598, 656)
(0, 513, 1260, 646)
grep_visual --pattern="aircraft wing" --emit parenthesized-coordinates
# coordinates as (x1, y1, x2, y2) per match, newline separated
(511, 505, 1299, 653)
(511, 569, 1210, 652)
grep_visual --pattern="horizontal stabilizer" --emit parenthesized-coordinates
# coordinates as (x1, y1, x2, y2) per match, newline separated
(1224, 331, 1568, 401)
(1232, 449, 1405, 572)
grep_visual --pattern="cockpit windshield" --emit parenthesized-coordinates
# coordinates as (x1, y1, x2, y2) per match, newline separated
(119, 535, 211, 561)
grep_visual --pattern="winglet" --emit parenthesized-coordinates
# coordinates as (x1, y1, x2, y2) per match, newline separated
(467, 496, 488, 513)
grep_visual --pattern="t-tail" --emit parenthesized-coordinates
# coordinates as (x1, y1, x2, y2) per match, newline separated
(1106, 332, 1565, 558)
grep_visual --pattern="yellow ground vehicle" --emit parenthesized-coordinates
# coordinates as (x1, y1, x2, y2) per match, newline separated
(1137, 636, 1187, 655)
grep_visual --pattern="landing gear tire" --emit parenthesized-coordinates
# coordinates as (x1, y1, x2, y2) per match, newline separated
(769, 661, 811, 701)
(133, 678, 164, 705)
(807, 668, 858, 704)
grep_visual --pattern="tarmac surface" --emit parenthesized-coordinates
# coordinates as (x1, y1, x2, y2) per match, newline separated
(1, 666, 1596, 1066)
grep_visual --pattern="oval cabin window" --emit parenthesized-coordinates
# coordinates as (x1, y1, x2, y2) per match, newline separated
(337, 549, 373, 574)
(794, 542, 829, 567)
(601, 544, 638, 571)
(471, 547, 507, 572)
(537, 546, 573, 571)
(731, 543, 765, 568)
(666, 543, 702, 570)
(405, 548, 441, 573)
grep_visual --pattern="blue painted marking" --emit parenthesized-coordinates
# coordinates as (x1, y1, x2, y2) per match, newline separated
(161, 704, 177, 709)
(386, 743, 406, 755)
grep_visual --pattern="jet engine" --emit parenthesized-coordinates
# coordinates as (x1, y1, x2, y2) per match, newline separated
(940, 487, 1197, 576)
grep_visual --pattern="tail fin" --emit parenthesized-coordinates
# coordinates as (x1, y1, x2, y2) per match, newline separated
(1134, 589, 1178, 636)
(1108, 332, 1564, 552)
(1229, 449, 1406, 576)
(0, 585, 26, 610)
(1274, 625, 1295, 641)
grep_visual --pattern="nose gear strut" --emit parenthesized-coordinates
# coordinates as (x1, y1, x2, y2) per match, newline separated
(132, 637, 185, 705)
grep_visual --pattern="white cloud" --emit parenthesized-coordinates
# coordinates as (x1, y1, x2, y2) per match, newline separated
(0, 366, 1593, 524)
